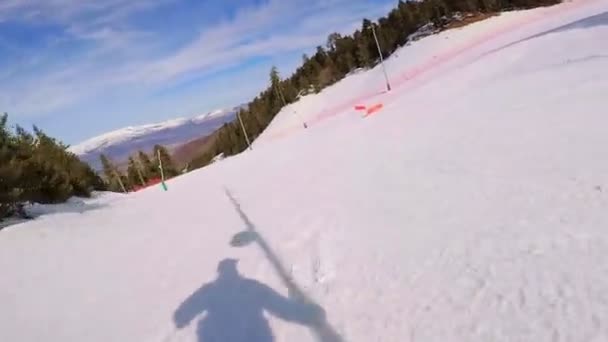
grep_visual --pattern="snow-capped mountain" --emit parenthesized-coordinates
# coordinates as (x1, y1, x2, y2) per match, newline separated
(70, 106, 242, 169)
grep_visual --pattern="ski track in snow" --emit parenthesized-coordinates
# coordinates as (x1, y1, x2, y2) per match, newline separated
(1, 1, 608, 341)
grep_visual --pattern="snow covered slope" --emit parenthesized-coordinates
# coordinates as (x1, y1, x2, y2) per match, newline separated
(1, 1, 608, 342)
(70, 106, 240, 169)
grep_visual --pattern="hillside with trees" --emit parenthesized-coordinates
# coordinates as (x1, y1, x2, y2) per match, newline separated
(98, 145, 180, 193)
(1, 0, 562, 216)
(0, 113, 105, 221)
(187, 0, 561, 170)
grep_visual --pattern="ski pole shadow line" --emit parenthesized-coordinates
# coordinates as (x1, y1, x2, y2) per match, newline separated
(223, 187, 344, 342)
(173, 258, 328, 342)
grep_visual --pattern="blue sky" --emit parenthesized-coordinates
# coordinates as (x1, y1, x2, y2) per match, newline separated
(0, 0, 395, 144)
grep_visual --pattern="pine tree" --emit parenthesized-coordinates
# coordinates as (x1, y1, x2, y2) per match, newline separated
(270, 66, 282, 89)
(269, 66, 286, 113)
(0, 114, 21, 218)
(308, 59, 324, 92)
(302, 53, 310, 66)
(31, 126, 102, 199)
(127, 156, 146, 188)
(0, 113, 107, 219)
(297, 74, 311, 93)
(16, 126, 83, 203)
(313, 46, 327, 66)
(333, 35, 357, 74)
(2, 113, 104, 218)
(317, 58, 339, 88)
(100, 154, 115, 184)
(0, 156, 22, 218)
(153, 145, 179, 179)
(100, 154, 126, 193)
(377, 18, 398, 55)
(326, 33, 342, 53)
(356, 34, 372, 67)
(138, 150, 159, 180)
(247, 110, 263, 138)
(282, 79, 298, 103)
(336, 52, 356, 74)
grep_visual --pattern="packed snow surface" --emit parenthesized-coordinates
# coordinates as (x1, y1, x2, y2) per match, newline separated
(1, 1, 608, 341)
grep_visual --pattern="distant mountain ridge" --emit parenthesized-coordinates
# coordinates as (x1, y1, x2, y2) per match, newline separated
(70, 106, 243, 170)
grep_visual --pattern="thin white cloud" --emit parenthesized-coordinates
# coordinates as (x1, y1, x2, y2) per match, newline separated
(122, 0, 392, 84)
(0, 0, 158, 22)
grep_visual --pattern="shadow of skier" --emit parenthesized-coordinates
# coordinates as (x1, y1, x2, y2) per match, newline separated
(174, 258, 327, 342)
(223, 187, 344, 342)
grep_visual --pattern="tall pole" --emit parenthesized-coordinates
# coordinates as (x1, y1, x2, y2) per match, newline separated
(157, 149, 164, 181)
(275, 83, 308, 129)
(237, 111, 252, 150)
(275, 84, 287, 108)
(371, 24, 391, 92)
(157, 149, 168, 191)
(135, 161, 146, 187)
(112, 170, 127, 193)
